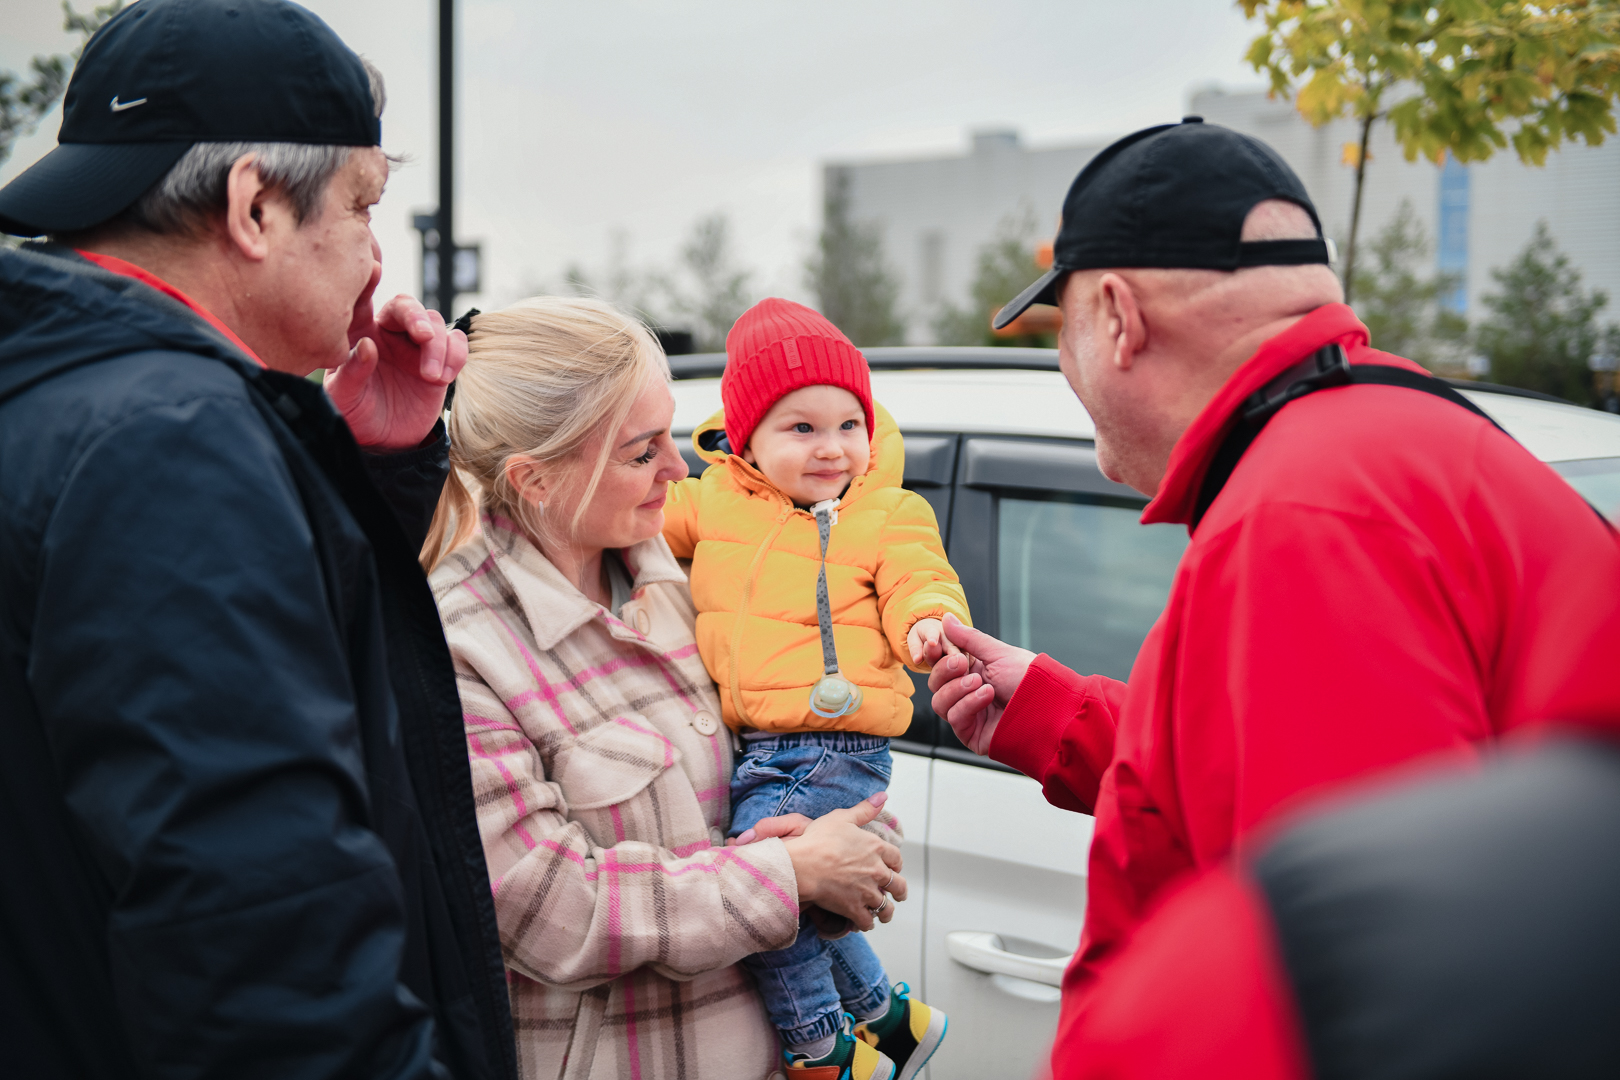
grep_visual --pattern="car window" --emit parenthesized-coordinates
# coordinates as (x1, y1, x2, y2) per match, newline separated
(998, 495, 1188, 682)
(1554, 458, 1620, 522)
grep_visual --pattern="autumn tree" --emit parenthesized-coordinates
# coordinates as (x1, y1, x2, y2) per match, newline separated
(933, 208, 1053, 348)
(1240, 1, 1620, 302)
(806, 169, 906, 347)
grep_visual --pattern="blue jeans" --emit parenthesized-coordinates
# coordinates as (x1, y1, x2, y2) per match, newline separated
(730, 732, 893, 1048)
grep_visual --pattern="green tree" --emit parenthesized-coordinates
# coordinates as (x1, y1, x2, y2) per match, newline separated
(1476, 221, 1614, 404)
(933, 208, 1053, 348)
(806, 168, 905, 347)
(1351, 199, 1468, 371)
(667, 213, 754, 353)
(0, 2, 124, 168)
(1240, 1, 1620, 303)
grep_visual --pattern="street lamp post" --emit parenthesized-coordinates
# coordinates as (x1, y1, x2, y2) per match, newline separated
(435, 0, 455, 320)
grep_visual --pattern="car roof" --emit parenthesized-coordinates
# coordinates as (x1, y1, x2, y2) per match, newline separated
(672, 368, 1095, 441)
(669, 348, 1620, 465)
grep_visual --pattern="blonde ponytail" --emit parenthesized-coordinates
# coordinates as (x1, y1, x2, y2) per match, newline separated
(419, 295, 669, 573)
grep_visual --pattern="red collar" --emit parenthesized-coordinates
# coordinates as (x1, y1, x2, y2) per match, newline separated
(1142, 303, 1384, 527)
(76, 250, 265, 367)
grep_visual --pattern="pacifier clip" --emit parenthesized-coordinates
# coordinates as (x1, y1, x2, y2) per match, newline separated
(807, 499, 863, 719)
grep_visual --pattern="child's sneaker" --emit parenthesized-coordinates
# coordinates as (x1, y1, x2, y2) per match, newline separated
(853, 984, 947, 1080)
(785, 1014, 895, 1080)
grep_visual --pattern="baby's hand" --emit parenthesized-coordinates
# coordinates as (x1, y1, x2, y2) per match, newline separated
(908, 617, 961, 666)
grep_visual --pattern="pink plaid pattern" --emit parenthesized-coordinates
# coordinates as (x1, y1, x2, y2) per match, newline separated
(433, 516, 798, 1080)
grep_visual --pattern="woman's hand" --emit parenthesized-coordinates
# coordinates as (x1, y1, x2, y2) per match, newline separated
(780, 795, 905, 932)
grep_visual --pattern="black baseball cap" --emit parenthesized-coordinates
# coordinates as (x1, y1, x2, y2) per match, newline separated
(0, 0, 381, 237)
(993, 116, 1330, 330)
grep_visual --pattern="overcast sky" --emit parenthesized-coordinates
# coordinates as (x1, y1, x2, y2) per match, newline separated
(1, 0, 1264, 311)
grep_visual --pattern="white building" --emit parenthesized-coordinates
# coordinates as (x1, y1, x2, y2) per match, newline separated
(831, 88, 1620, 343)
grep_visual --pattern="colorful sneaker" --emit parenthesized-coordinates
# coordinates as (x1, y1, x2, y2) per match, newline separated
(785, 1014, 896, 1080)
(853, 984, 947, 1080)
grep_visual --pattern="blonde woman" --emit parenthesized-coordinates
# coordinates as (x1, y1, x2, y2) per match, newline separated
(423, 297, 906, 1080)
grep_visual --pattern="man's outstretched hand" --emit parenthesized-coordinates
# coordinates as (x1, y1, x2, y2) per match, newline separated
(325, 241, 467, 451)
(927, 613, 1035, 756)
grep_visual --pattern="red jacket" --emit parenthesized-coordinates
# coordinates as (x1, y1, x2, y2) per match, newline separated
(986, 303, 1620, 1074)
(1069, 608, 1620, 1080)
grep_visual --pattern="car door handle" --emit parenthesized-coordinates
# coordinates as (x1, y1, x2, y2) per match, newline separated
(945, 931, 1071, 987)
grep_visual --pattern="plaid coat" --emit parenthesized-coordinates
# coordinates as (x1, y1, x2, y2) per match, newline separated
(431, 514, 800, 1080)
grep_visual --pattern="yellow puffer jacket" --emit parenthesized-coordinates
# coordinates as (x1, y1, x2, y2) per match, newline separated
(663, 403, 971, 737)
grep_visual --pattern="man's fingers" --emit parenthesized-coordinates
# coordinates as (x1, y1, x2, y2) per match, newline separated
(944, 682, 995, 729)
(929, 666, 981, 715)
(325, 337, 378, 401)
(927, 651, 972, 693)
(941, 613, 1004, 661)
(442, 328, 469, 384)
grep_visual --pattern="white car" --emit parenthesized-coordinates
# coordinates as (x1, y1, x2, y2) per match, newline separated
(669, 346, 1620, 1080)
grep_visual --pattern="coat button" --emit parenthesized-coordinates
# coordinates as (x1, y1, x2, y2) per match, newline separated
(634, 609, 651, 634)
(692, 711, 720, 737)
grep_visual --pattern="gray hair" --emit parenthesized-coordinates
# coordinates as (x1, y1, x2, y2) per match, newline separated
(114, 56, 390, 236)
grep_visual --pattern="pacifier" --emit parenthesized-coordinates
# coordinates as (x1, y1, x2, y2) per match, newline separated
(809, 671, 863, 719)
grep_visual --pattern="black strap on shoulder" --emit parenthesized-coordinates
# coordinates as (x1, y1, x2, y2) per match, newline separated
(1190, 345, 1511, 531)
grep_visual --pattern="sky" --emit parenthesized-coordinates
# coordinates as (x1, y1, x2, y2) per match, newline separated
(0, 0, 1265, 312)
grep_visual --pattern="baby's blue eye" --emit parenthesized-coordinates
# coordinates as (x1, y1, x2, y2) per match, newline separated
(840, 420, 856, 430)
(794, 422, 813, 434)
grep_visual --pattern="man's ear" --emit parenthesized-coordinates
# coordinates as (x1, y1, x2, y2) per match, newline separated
(1096, 273, 1146, 371)
(224, 154, 274, 262)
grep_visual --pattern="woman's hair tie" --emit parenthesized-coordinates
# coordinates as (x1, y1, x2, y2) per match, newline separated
(453, 307, 481, 336)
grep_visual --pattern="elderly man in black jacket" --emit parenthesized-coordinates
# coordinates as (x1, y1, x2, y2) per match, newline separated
(0, 3, 515, 1078)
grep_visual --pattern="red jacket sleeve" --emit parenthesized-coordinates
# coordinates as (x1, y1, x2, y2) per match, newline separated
(988, 654, 1128, 814)
(1058, 866, 1309, 1080)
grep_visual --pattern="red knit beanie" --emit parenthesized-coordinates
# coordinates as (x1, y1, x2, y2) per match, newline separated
(720, 298, 874, 455)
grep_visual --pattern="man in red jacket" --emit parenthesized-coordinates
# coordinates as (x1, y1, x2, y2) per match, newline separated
(927, 117, 1620, 1077)
(1068, 609, 1620, 1080)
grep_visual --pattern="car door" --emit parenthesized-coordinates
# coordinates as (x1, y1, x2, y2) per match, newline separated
(863, 433, 958, 999)
(900, 435, 1187, 1080)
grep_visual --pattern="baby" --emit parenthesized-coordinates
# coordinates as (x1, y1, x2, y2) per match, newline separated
(664, 298, 968, 1080)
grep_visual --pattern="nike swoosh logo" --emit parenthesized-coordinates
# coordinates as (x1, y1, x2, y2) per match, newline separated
(109, 95, 147, 112)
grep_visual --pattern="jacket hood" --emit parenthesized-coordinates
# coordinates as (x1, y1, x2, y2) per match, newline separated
(691, 400, 906, 504)
(0, 243, 254, 405)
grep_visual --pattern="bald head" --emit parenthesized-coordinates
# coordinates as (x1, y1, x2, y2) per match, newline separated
(1055, 199, 1343, 498)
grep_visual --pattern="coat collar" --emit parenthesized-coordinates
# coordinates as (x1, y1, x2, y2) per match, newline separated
(1142, 303, 1373, 528)
(480, 512, 689, 652)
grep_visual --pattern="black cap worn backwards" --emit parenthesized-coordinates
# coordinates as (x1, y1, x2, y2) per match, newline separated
(0, 0, 381, 237)
(993, 116, 1330, 330)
